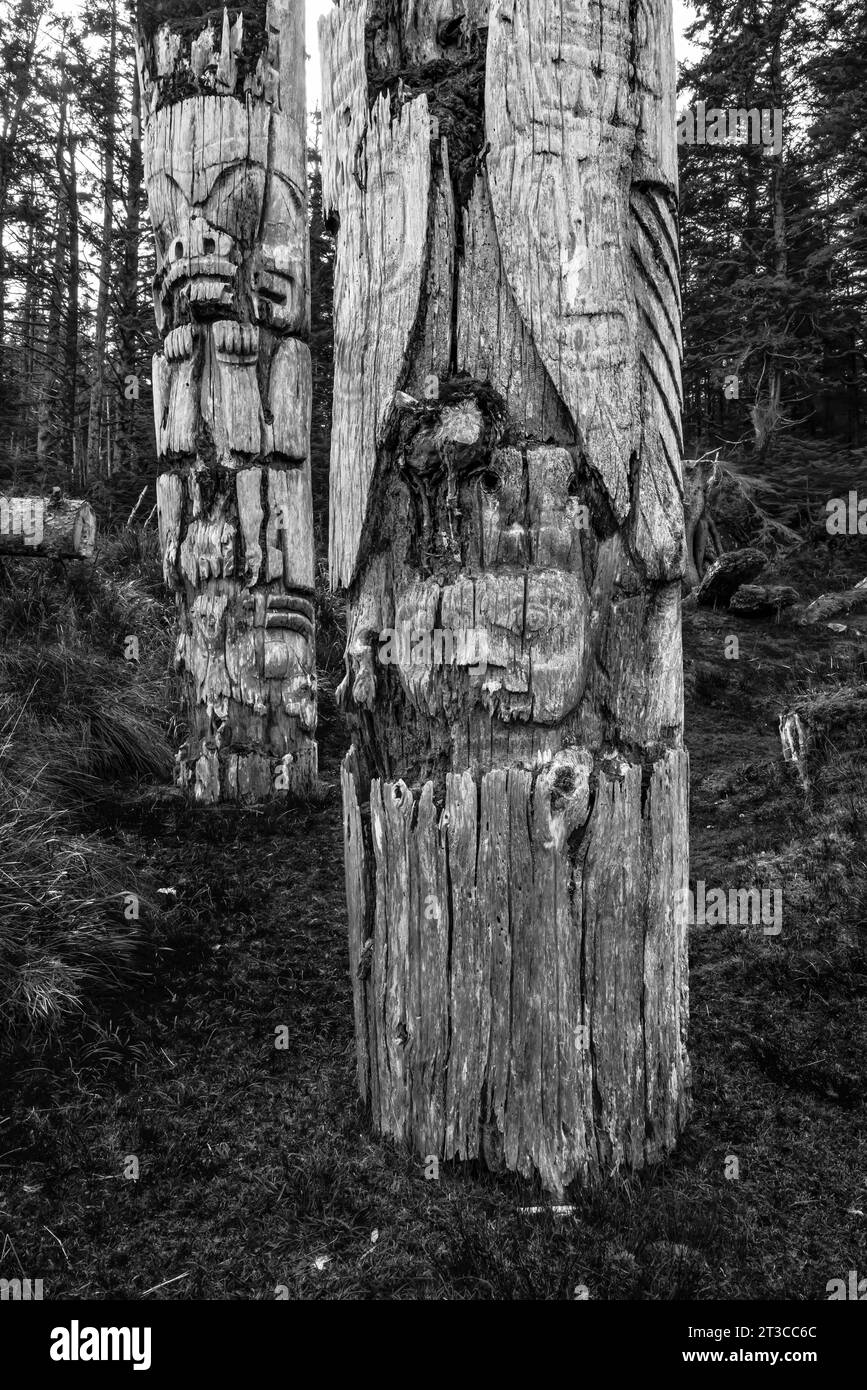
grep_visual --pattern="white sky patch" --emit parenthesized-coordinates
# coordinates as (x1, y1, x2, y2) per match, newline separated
(306, 0, 333, 116)
(673, 0, 699, 66)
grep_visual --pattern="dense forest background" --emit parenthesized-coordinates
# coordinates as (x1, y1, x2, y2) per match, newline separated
(0, 0, 335, 533)
(0, 0, 864, 522)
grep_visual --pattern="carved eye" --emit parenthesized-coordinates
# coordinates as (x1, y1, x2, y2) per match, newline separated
(480, 470, 500, 494)
(202, 236, 215, 254)
(174, 240, 184, 260)
(343, 107, 352, 127)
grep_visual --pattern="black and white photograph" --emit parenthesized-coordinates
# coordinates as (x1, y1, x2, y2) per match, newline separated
(0, 0, 864, 1354)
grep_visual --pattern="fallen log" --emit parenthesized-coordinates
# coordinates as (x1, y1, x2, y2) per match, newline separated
(796, 581, 867, 626)
(0, 493, 96, 559)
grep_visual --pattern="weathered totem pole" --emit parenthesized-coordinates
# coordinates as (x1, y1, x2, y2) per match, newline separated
(323, 0, 690, 1193)
(136, 0, 316, 803)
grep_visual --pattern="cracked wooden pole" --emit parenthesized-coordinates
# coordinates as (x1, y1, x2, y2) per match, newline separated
(0, 494, 96, 559)
(136, 0, 317, 803)
(323, 0, 690, 1194)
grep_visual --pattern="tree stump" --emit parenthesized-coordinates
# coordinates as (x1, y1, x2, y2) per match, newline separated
(0, 494, 96, 558)
(323, 1, 690, 1193)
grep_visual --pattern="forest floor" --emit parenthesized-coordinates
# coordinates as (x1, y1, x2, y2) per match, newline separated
(0, 526, 865, 1300)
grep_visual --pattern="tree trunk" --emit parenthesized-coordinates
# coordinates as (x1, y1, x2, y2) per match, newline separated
(0, 1, 43, 398)
(85, 2, 118, 484)
(0, 493, 96, 558)
(322, 0, 690, 1194)
(752, 9, 788, 463)
(35, 70, 70, 475)
(115, 73, 144, 474)
(136, 0, 317, 803)
(64, 130, 80, 484)
(7, 195, 37, 480)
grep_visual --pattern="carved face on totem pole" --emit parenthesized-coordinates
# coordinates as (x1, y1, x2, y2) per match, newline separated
(324, 16, 684, 793)
(145, 90, 308, 462)
(342, 388, 682, 788)
(341, 385, 595, 736)
(139, 4, 316, 800)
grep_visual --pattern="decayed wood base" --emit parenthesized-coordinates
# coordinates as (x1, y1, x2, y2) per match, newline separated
(180, 738, 318, 804)
(343, 747, 690, 1195)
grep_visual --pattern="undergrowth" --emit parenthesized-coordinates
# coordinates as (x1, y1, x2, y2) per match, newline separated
(0, 529, 172, 1055)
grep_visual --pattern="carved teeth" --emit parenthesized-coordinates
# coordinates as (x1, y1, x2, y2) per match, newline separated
(213, 320, 259, 360)
(165, 256, 235, 290)
(164, 324, 195, 361)
(187, 278, 234, 306)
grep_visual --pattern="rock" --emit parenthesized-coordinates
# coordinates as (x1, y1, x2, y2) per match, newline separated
(796, 588, 867, 625)
(729, 583, 800, 616)
(696, 548, 768, 607)
(827, 622, 848, 634)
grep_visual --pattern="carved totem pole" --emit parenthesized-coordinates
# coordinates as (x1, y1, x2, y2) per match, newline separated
(323, 0, 690, 1193)
(136, 1, 316, 803)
